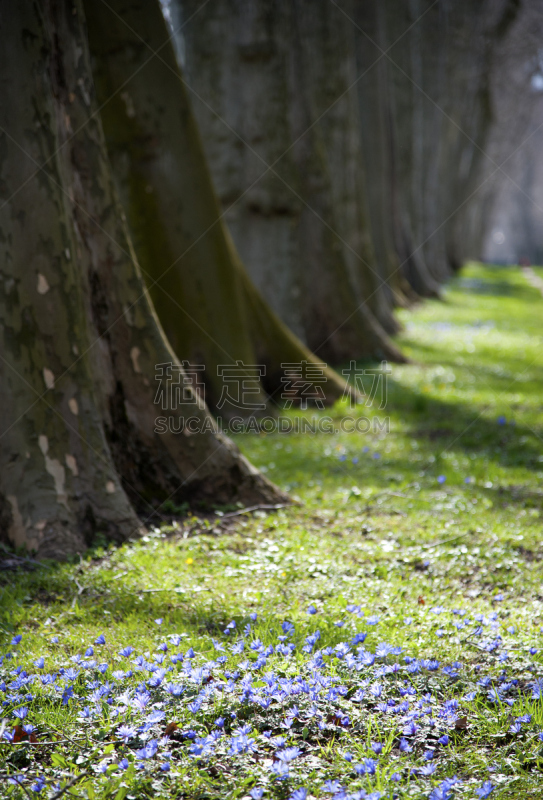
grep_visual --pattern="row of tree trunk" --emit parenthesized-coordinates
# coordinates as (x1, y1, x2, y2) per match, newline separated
(0, 0, 534, 557)
(171, 0, 526, 341)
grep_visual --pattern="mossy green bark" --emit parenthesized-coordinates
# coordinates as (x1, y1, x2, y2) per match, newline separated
(83, 0, 354, 410)
(0, 0, 286, 559)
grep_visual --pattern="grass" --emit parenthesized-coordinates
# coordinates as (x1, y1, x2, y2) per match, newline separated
(1, 262, 543, 799)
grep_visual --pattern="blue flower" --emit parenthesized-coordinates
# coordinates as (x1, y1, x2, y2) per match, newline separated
(429, 785, 451, 800)
(354, 758, 377, 775)
(289, 790, 307, 800)
(136, 739, 159, 760)
(31, 775, 47, 794)
(531, 678, 543, 700)
(371, 741, 383, 754)
(303, 630, 321, 653)
(437, 475, 446, 484)
(438, 734, 449, 745)
(119, 646, 134, 658)
(277, 747, 302, 763)
(271, 760, 289, 779)
(132, 691, 150, 710)
(475, 781, 494, 798)
(281, 621, 295, 635)
(402, 722, 418, 737)
(117, 725, 136, 743)
(34, 657, 45, 669)
(322, 780, 342, 793)
(307, 605, 317, 615)
(146, 709, 166, 724)
(249, 789, 264, 800)
(155, 618, 163, 626)
(508, 721, 521, 734)
(95, 634, 106, 645)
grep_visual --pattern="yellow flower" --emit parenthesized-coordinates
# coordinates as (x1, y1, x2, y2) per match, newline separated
(185, 557, 193, 565)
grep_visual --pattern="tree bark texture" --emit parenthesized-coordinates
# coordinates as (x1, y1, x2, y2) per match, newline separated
(0, 0, 286, 559)
(84, 0, 354, 410)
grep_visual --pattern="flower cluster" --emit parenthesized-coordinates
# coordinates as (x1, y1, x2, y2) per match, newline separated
(1, 602, 541, 798)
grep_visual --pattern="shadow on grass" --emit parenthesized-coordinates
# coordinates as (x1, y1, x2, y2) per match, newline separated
(0, 554, 250, 643)
(388, 378, 542, 463)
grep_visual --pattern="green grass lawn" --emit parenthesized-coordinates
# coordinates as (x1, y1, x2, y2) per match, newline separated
(1, 263, 543, 799)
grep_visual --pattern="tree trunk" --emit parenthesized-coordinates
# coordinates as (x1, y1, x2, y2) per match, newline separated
(0, 0, 286, 559)
(378, 0, 522, 281)
(171, 0, 406, 364)
(83, 0, 355, 410)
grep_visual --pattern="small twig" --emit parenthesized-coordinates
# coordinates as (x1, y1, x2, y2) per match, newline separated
(48, 772, 91, 800)
(419, 531, 472, 550)
(9, 776, 33, 800)
(138, 586, 210, 594)
(218, 503, 289, 520)
(5, 738, 86, 746)
(0, 542, 50, 569)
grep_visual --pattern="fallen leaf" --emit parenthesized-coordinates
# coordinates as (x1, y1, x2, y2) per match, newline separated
(13, 726, 26, 743)
(418, 596, 426, 605)
(164, 722, 178, 736)
(455, 716, 468, 730)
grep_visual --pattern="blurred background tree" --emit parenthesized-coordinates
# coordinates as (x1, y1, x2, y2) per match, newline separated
(1, 0, 541, 557)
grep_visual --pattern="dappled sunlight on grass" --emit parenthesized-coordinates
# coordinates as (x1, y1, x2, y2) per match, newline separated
(1, 264, 543, 798)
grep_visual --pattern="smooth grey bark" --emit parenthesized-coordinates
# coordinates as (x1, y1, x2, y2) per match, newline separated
(0, 0, 285, 559)
(172, 0, 531, 307)
(481, 2, 543, 265)
(173, 0, 405, 365)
